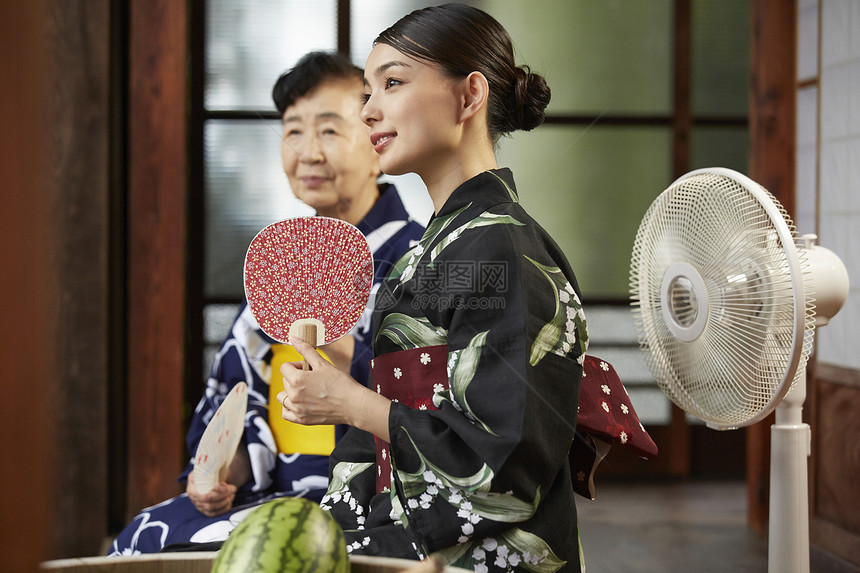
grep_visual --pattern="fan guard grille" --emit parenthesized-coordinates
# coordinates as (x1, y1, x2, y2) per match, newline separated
(630, 169, 815, 429)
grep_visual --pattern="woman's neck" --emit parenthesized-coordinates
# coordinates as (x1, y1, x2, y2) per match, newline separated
(317, 182, 380, 226)
(424, 146, 498, 214)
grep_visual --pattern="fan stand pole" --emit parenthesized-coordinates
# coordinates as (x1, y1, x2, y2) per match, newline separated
(768, 371, 811, 573)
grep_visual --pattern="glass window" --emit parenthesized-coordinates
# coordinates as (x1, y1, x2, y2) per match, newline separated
(691, 0, 750, 117)
(496, 125, 673, 299)
(350, 0, 457, 66)
(206, 0, 337, 111)
(204, 120, 314, 298)
(353, 0, 673, 115)
(202, 303, 241, 380)
(690, 125, 749, 173)
(490, 0, 673, 116)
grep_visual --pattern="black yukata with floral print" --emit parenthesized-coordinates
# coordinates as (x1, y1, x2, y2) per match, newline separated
(322, 169, 588, 573)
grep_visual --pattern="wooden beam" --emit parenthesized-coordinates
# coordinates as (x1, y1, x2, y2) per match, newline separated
(338, 0, 351, 56)
(127, 0, 189, 516)
(673, 0, 692, 180)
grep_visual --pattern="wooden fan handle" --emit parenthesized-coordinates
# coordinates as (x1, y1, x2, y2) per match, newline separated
(295, 322, 317, 371)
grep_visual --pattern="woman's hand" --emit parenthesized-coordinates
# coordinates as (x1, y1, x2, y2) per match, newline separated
(279, 336, 392, 442)
(186, 470, 238, 517)
(186, 449, 249, 517)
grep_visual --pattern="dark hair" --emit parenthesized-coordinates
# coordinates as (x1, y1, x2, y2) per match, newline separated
(272, 51, 363, 116)
(374, 3, 551, 144)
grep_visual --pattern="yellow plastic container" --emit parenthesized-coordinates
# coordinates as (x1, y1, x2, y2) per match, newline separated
(268, 344, 335, 456)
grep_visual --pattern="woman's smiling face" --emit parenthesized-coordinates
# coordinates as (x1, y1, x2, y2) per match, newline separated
(280, 77, 380, 222)
(361, 43, 465, 179)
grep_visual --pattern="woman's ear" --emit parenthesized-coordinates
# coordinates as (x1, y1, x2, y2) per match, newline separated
(459, 71, 489, 123)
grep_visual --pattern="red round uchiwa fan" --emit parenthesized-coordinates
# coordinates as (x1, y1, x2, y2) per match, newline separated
(243, 217, 374, 365)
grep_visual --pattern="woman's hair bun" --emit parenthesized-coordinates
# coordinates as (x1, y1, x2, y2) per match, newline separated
(509, 65, 551, 133)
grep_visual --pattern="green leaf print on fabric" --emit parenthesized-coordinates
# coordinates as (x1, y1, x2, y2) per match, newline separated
(433, 544, 472, 570)
(433, 331, 498, 436)
(524, 256, 589, 367)
(388, 204, 471, 285)
(488, 170, 519, 203)
(320, 461, 374, 533)
(396, 427, 496, 499)
(463, 486, 541, 524)
(439, 527, 567, 573)
(395, 429, 540, 522)
(377, 313, 448, 351)
(325, 461, 373, 496)
(390, 205, 525, 288)
(394, 429, 557, 568)
(428, 212, 526, 265)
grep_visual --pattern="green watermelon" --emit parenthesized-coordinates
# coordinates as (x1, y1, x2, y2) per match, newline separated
(212, 497, 349, 572)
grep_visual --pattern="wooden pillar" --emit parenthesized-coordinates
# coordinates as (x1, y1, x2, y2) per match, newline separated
(126, 0, 189, 515)
(0, 1, 59, 569)
(48, 0, 113, 557)
(337, 0, 351, 55)
(747, 0, 797, 536)
(660, 0, 693, 480)
(673, 0, 692, 180)
(749, 0, 797, 213)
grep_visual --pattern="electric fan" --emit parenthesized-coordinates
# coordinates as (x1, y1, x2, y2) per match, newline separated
(629, 167, 849, 573)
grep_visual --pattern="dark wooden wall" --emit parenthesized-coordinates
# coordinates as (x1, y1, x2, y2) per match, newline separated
(0, 2, 59, 569)
(1, 0, 190, 562)
(1, 0, 114, 563)
(49, 0, 113, 558)
(811, 365, 860, 568)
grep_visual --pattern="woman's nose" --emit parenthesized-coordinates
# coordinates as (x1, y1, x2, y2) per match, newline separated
(299, 133, 324, 163)
(360, 95, 377, 126)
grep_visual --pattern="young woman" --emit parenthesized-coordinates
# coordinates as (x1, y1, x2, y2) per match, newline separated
(108, 51, 424, 555)
(281, 5, 588, 572)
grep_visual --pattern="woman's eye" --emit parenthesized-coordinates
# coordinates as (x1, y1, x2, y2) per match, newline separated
(385, 77, 401, 89)
(361, 93, 371, 105)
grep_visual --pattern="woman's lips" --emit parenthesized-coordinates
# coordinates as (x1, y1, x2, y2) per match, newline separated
(370, 132, 395, 153)
(300, 176, 329, 188)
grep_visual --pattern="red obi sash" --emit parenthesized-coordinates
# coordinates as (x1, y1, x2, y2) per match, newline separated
(370, 344, 449, 493)
(369, 346, 658, 499)
(571, 355, 659, 499)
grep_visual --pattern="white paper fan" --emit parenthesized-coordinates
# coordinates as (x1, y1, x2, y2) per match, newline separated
(192, 382, 248, 495)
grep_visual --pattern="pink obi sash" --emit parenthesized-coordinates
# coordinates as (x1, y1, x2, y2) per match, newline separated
(370, 344, 449, 493)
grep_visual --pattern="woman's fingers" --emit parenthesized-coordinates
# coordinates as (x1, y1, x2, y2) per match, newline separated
(279, 337, 364, 426)
(289, 336, 328, 370)
(190, 482, 237, 517)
